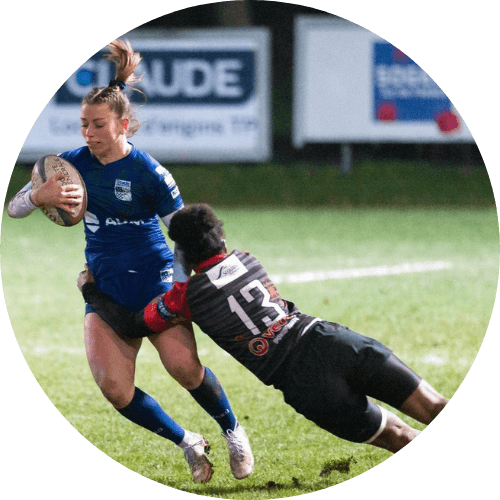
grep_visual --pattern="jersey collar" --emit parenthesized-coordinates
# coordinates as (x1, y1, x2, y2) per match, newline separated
(195, 253, 228, 274)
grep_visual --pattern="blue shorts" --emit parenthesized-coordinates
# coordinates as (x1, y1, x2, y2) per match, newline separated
(85, 259, 174, 315)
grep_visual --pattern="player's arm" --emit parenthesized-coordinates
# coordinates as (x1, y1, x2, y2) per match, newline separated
(77, 266, 190, 338)
(8, 181, 37, 218)
(152, 164, 191, 282)
(160, 210, 192, 282)
(8, 173, 84, 218)
(81, 282, 155, 338)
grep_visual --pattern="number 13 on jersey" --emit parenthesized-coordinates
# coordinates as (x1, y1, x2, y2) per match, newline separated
(227, 279, 286, 335)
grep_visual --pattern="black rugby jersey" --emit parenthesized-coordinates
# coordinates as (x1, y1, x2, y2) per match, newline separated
(185, 250, 316, 384)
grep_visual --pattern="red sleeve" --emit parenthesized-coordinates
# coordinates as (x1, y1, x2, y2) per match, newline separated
(143, 281, 192, 333)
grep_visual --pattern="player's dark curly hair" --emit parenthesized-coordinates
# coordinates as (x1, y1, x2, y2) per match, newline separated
(168, 204, 226, 267)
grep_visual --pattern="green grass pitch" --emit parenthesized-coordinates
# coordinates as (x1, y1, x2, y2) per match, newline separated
(1, 206, 498, 498)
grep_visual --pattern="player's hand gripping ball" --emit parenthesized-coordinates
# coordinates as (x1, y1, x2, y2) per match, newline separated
(31, 155, 87, 226)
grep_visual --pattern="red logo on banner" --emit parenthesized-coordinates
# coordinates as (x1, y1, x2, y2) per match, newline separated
(435, 111, 460, 133)
(377, 102, 398, 121)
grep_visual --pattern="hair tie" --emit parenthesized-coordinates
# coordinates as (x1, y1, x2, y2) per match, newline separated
(109, 79, 126, 90)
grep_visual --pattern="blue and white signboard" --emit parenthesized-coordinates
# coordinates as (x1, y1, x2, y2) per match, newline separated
(19, 28, 271, 163)
(293, 16, 473, 146)
(373, 42, 452, 122)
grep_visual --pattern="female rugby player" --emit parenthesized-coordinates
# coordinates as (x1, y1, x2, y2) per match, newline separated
(8, 40, 252, 483)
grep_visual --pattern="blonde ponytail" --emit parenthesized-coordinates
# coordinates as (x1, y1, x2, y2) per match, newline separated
(106, 39, 142, 87)
(82, 38, 144, 137)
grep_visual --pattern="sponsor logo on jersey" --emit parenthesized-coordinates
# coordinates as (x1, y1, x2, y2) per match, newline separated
(246, 315, 297, 357)
(84, 211, 148, 231)
(155, 166, 176, 188)
(207, 254, 247, 289)
(115, 179, 132, 201)
(84, 211, 100, 233)
(105, 218, 146, 226)
(160, 268, 173, 283)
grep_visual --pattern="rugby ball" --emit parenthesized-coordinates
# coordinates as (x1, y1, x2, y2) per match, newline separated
(31, 155, 87, 227)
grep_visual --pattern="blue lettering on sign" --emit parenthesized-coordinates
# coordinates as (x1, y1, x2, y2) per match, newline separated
(56, 50, 255, 105)
(373, 43, 451, 122)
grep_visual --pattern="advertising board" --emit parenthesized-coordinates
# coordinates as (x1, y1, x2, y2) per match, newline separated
(19, 28, 271, 163)
(293, 16, 474, 147)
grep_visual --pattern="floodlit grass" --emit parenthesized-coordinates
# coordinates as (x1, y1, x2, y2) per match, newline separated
(1, 206, 498, 499)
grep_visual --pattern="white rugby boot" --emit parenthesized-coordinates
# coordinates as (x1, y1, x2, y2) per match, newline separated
(222, 423, 254, 479)
(179, 431, 214, 483)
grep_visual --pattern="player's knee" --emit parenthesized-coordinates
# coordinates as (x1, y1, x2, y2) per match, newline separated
(400, 380, 449, 425)
(420, 391, 449, 424)
(97, 377, 134, 409)
(167, 363, 204, 390)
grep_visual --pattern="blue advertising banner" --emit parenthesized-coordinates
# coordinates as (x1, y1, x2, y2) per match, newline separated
(57, 50, 256, 106)
(373, 43, 451, 122)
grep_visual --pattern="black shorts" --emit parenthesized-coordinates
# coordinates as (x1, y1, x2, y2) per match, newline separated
(272, 320, 422, 443)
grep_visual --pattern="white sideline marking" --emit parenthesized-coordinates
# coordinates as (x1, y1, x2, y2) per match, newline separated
(272, 261, 453, 284)
(23, 261, 453, 357)
(423, 354, 446, 365)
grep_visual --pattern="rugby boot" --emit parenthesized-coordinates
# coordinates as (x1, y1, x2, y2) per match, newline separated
(223, 423, 254, 479)
(182, 432, 214, 483)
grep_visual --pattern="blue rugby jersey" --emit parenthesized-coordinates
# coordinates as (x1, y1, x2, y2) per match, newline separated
(59, 145, 183, 282)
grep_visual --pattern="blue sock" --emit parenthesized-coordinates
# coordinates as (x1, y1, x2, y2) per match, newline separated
(189, 367, 237, 434)
(117, 387, 185, 445)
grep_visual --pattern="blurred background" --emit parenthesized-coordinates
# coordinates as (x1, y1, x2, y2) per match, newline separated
(5, 0, 494, 209)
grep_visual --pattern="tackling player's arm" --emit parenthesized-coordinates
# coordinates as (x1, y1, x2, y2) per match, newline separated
(77, 266, 191, 338)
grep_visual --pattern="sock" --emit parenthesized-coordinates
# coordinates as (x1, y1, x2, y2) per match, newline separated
(189, 367, 238, 434)
(117, 387, 185, 445)
(178, 430, 202, 450)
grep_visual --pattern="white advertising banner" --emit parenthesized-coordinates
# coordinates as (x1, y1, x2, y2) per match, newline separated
(293, 16, 474, 146)
(19, 28, 271, 163)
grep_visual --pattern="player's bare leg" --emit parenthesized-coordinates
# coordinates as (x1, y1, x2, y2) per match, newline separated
(368, 410, 420, 453)
(366, 379, 448, 453)
(148, 322, 205, 390)
(399, 380, 448, 425)
(150, 323, 254, 479)
(84, 311, 141, 408)
(84, 312, 213, 482)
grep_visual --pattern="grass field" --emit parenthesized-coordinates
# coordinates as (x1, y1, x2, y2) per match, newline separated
(1, 205, 498, 498)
